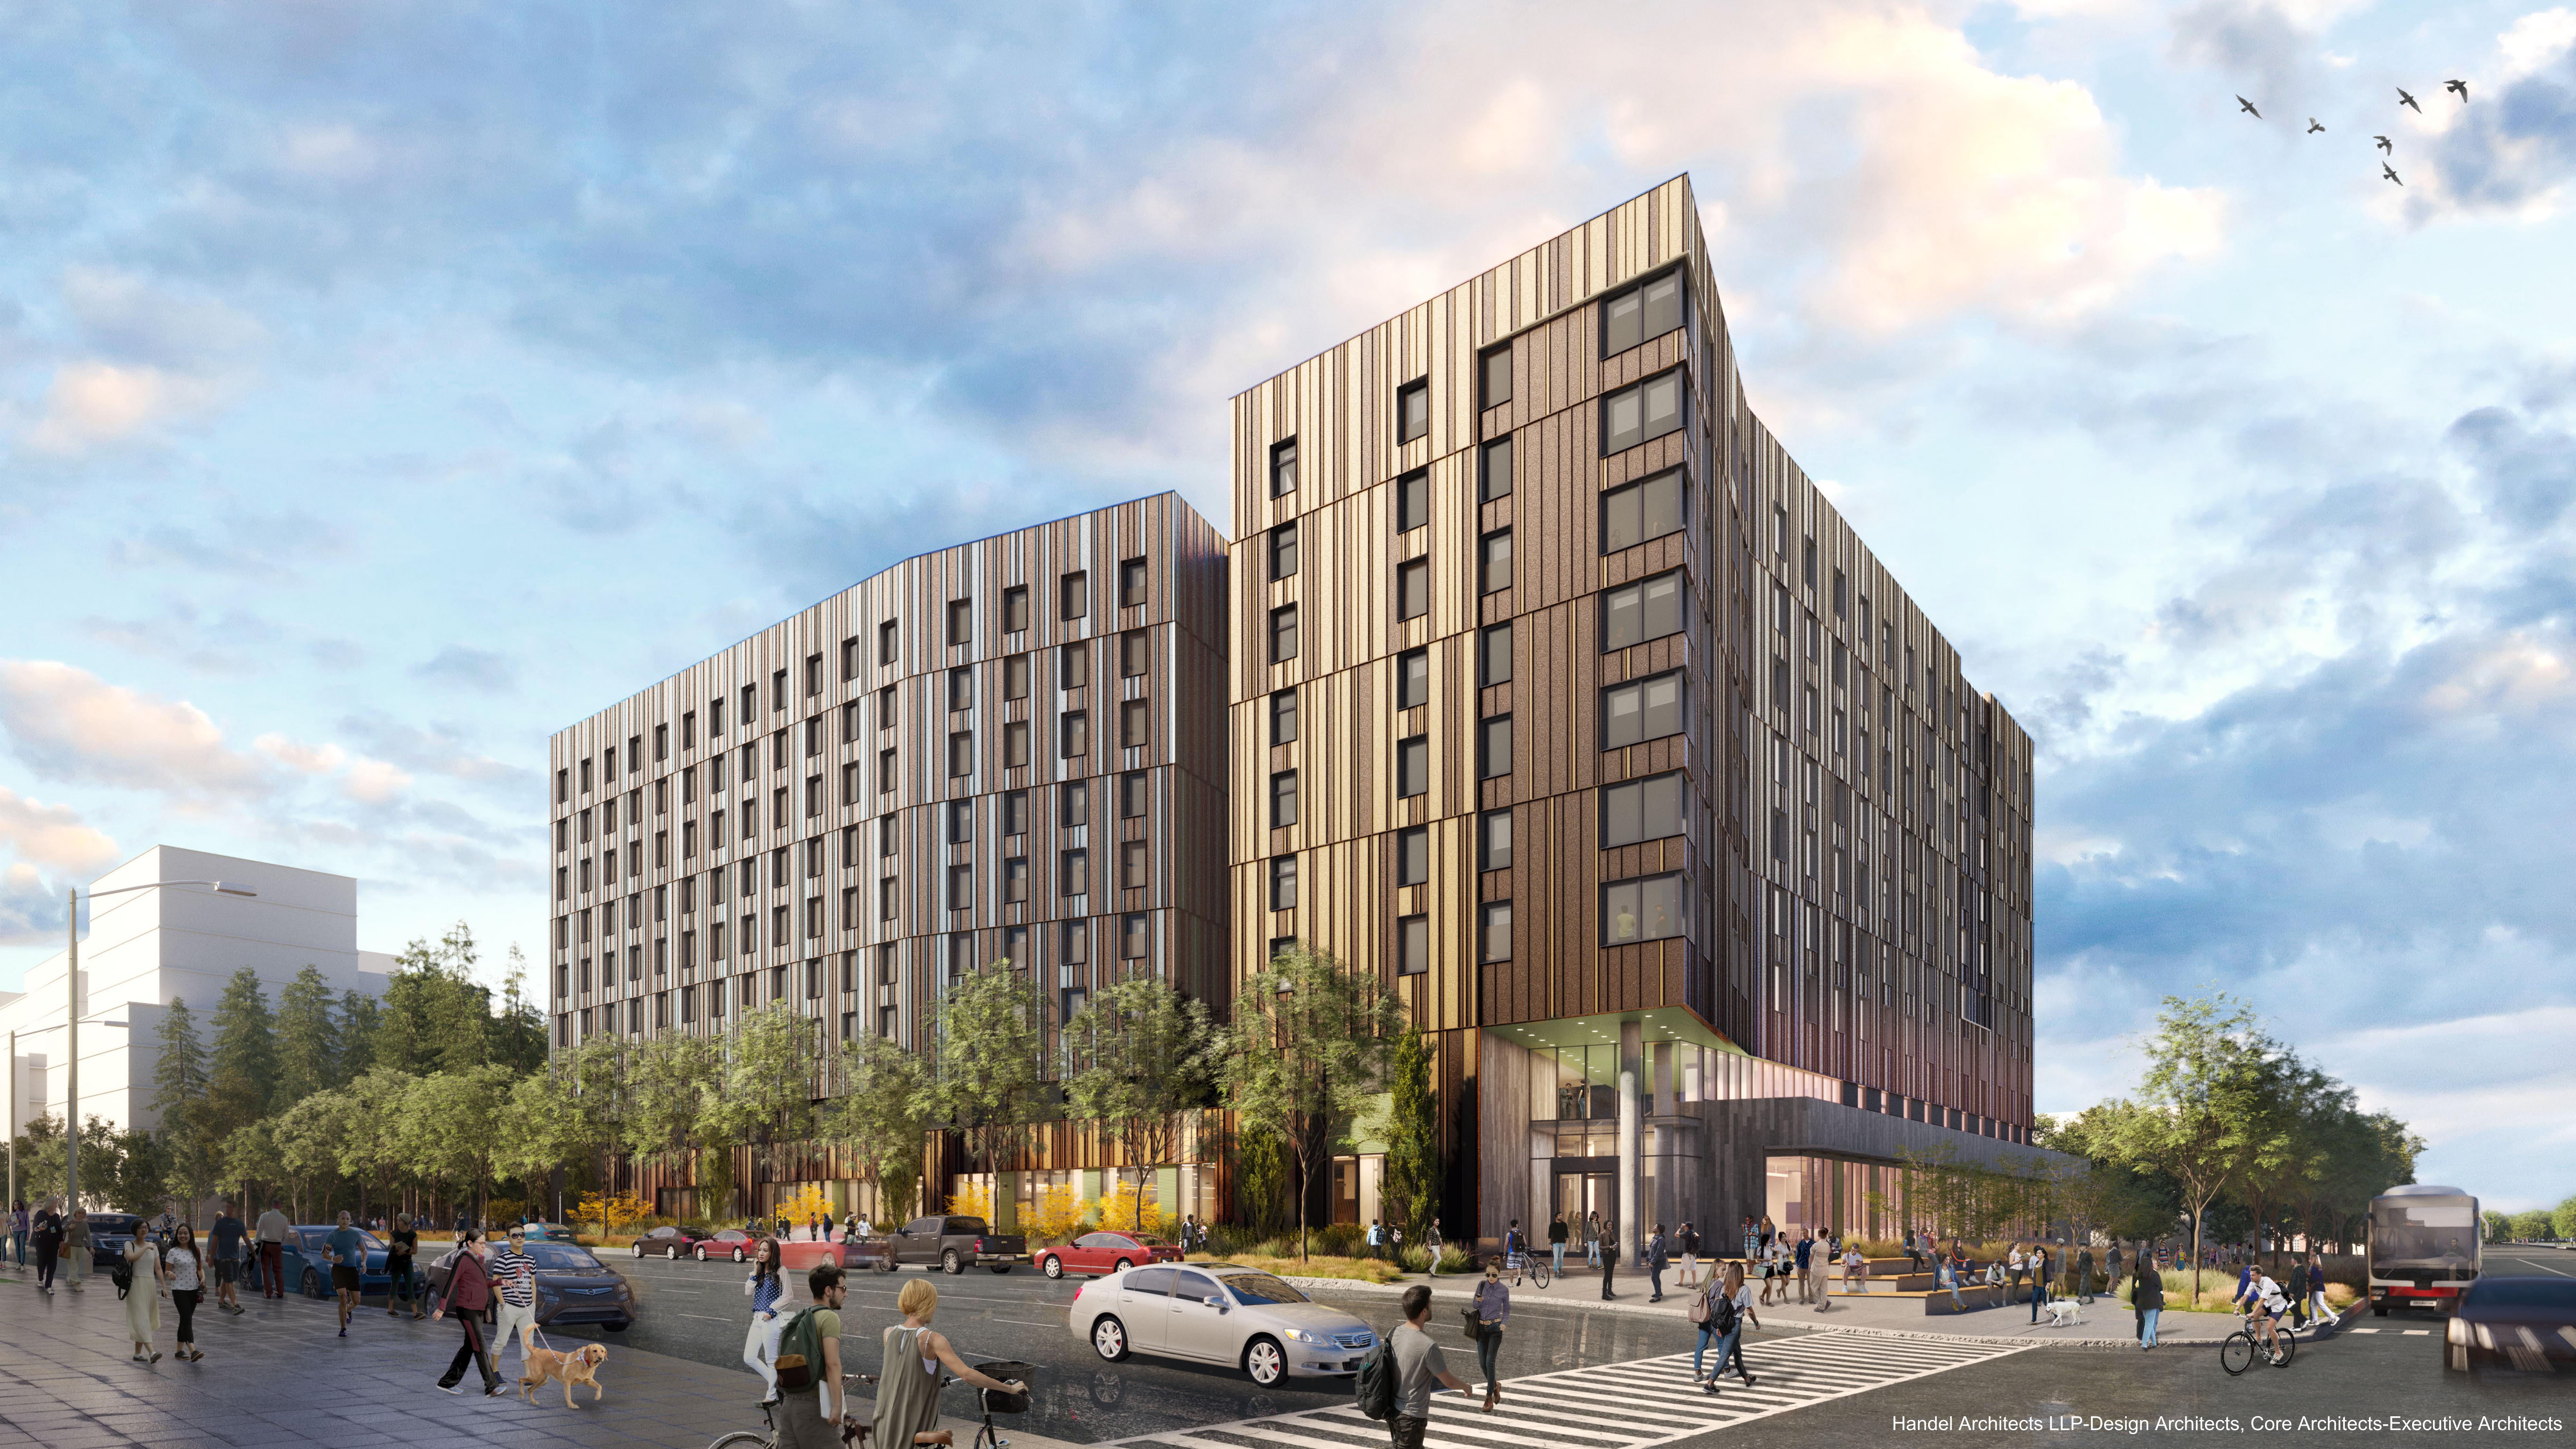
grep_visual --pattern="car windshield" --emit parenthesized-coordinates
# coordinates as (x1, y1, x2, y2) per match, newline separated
(1221, 1273, 1310, 1306)
(527, 1245, 604, 1271)
(2372, 1199, 2478, 1271)
(1129, 1235, 1170, 1247)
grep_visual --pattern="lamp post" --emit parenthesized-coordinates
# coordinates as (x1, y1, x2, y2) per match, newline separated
(60, 880, 256, 1214)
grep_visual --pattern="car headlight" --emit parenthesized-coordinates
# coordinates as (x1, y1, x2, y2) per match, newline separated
(2446, 1317, 2469, 1345)
(1284, 1328, 1323, 1344)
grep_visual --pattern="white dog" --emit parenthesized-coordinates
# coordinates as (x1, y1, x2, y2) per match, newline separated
(2041, 1297, 2086, 1329)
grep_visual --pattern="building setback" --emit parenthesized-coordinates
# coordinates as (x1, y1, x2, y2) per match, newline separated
(1227, 176, 2046, 1257)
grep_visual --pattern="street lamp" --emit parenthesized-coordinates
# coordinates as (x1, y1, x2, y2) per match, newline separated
(48, 880, 256, 1215)
(6, 1016, 126, 1234)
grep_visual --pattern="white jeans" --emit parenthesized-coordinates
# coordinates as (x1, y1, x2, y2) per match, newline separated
(493, 1301, 538, 1372)
(744, 1310, 783, 1390)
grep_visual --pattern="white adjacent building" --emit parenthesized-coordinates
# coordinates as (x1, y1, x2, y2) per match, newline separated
(3, 846, 395, 1138)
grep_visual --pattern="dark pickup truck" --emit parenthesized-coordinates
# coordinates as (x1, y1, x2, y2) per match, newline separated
(888, 1215, 1028, 1275)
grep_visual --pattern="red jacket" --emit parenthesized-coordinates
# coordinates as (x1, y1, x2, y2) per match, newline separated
(446, 1250, 492, 1312)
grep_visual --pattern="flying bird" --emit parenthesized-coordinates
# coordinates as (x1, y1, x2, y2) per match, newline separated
(2446, 79, 2468, 102)
(2374, 135, 2393, 153)
(2383, 163, 2403, 186)
(2398, 87, 2421, 112)
(2308, 118, 2325, 133)
(2238, 95, 2262, 118)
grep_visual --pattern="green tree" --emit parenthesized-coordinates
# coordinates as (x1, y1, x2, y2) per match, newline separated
(823, 1035, 932, 1224)
(623, 1030, 726, 1212)
(337, 990, 381, 1078)
(1212, 943, 1402, 1259)
(207, 968, 280, 1135)
(404, 1065, 515, 1221)
(1064, 972, 1213, 1231)
(491, 944, 549, 1075)
(152, 996, 219, 1224)
(2554, 1195, 2576, 1243)
(2510, 1208, 2554, 1242)
(1376, 1027, 1441, 1244)
(705, 1004, 822, 1200)
(275, 1088, 357, 1220)
(917, 963, 1053, 1179)
(2094, 993, 2285, 1302)
(2484, 1210, 2514, 1243)
(106, 1127, 163, 1214)
(496, 1037, 625, 1221)
(218, 1119, 284, 1211)
(276, 965, 346, 1105)
(375, 923, 492, 1075)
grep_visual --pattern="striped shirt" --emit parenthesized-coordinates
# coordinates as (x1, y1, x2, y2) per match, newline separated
(488, 1248, 538, 1307)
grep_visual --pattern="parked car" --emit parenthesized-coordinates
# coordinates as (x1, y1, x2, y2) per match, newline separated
(519, 1221, 580, 1243)
(279, 1225, 394, 1301)
(630, 1225, 711, 1259)
(526, 1241, 637, 1333)
(85, 1213, 145, 1269)
(1071, 1262, 1377, 1386)
(780, 1236, 896, 1274)
(2445, 1276, 2576, 1374)
(887, 1215, 1028, 1275)
(1038, 1231, 1183, 1280)
(694, 1228, 759, 1263)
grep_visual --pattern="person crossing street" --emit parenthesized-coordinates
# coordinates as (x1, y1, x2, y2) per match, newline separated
(209, 1204, 246, 1314)
(487, 1225, 541, 1374)
(326, 1211, 368, 1337)
(254, 1200, 291, 1301)
(432, 1230, 502, 1396)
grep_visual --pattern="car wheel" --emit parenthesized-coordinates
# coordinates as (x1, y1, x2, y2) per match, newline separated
(1244, 1336, 1286, 1386)
(631, 1243, 644, 1258)
(1042, 1255, 1065, 1280)
(991, 1265, 1012, 1275)
(1091, 1316, 1130, 1362)
(733, 1247, 746, 1263)
(875, 1256, 894, 1274)
(301, 1268, 323, 1300)
(942, 1250, 964, 1275)
(668, 1245, 681, 1260)
(604, 1320, 628, 1333)
(695, 1246, 707, 1262)
(1115, 1258, 1134, 1272)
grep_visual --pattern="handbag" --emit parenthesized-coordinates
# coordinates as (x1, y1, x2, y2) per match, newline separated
(1461, 1282, 1487, 1342)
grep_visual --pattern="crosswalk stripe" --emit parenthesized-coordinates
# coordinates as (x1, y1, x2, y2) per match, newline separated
(1101, 1333, 2030, 1449)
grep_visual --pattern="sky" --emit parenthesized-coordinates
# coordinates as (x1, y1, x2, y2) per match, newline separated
(1, 0, 2569, 1208)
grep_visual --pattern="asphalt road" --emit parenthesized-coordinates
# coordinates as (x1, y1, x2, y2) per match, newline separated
(544, 1252, 1715, 1442)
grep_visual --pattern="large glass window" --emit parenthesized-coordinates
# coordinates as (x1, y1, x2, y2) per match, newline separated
(1602, 772, 1685, 847)
(1480, 810, 1511, 871)
(1481, 345, 1512, 407)
(1396, 379, 1429, 443)
(1603, 571, 1684, 650)
(1397, 736, 1429, 797)
(1602, 470, 1684, 552)
(1397, 648, 1429, 710)
(1602, 271, 1684, 356)
(1270, 438, 1298, 497)
(1270, 523, 1298, 580)
(1480, 624, 1512, 687)
(1396, 826, 1429, 886)
(1397, 558, 1429, 620)
(1481, 436, 1513, 501)
(1529, 1043, 1617, 1122)
(1602, 672, 1685, 748)
(1602, 873, 1686, 943)
(1396, 469, 1429, 533)
(1601, 371, 1683, 454)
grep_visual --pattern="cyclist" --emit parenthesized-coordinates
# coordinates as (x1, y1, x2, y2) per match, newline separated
(2238, 1267, 2292, 1365)
(1502, 1219, 1524, 1284)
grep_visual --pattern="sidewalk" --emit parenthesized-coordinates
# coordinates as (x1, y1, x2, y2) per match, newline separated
(0, 1265, 1083, 1449)
(1298, 1262, 2244, 1350)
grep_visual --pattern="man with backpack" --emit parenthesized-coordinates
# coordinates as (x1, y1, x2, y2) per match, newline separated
(1362, 1283, 1469, 1449)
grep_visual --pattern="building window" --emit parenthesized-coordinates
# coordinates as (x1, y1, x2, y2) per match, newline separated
(557, 767, 571, 804)
(840, 638, 860, 683)
(655, 722, 670, 760)
(1603, 570, 1685, 650)
(1481, 344, 1512, 407)
(946, 667, 973, 713)
(709, 696, 726, 738)
(1270, 605, 1299, 663)
(1480, 902, 1513, 963)
(1120, 840, 1147, 891)
(1003, 655, 1030, 700)
(1060, 780, 1088, 827)
(1060, 849, 1089, 897)
(1480, 529, 1512, 593)
(1481, 624, 1512, 686)
(1269, 854, 1298, 911)
(1003, 720, 1029, 769)
(878, 943, 899, 985)
(1270, 437, 1298, 498)
(1601, 370, 1684, 454)
(879, 813, 898, 857)
(1481, 436, 1512, 502)
(1603, 469, 1684, 553)
(878, 684, 897, 729)
(1396, 378, 1429, 444)
(878, 619, 899, 667)
(1271, 770, 1298, 828)
(1120, 630, 1148, 678)
(1060, 640, 1089, 690)
(770, 672, 787, 714)
(1397, 736, 1430, 797)
(879, 1006, 899, 1039)
(1602, 772, 1685, 846)
(1804, 535, 1818, 589)
(1397, 558, 1429, 621)
(1601, 270, 1684, 356)
(1479, 715, 1511, 779)
(804, 897, 823, 940)
(1397, 826, 1428, 886)
(1004, 585, 1029, 633)
(1396, 469, 1429, 533)
(1121, 913, 1147, 959)
(1397, 648, 1429, 710)
(1270, 688, 1298, 745)
(1270, 523, 1298, 580)
(1833, 567, 1849, 619)
(947, 864, 973, 911)
(1602, 873, 1687, 943)
(947, 800, 973, 843)
(879, 877, 898, 922)
(1119, 557, 1147, 610)
(1005, 857, 1030, 903)
(1603, 672, 1685, 748)
(1060, 571, 1089, 620)
(1060, 711, 1088, 758)
(1003, 789, 1030, 837)
(1397, 914, 1429, 976)
(948, 731, 973, 778)
(1120, 770, 1148, 818)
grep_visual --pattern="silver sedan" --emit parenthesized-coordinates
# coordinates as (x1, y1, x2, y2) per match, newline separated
(1070, 1262, 1379, 1385)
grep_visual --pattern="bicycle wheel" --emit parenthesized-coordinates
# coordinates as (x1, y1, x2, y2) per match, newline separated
(1530, 1259, 1550, 1289)
(704, 1432, 774, 1449)
(2274, 1328, 2296, 1367)
(2219, 1332, 2255, 1377)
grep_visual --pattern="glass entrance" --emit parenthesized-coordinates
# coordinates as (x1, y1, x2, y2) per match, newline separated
(1554, 1170, 1616, 1230)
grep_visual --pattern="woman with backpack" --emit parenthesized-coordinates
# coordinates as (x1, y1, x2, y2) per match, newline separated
(121, 1228, 168, 1362)
(744, 1236, 786, 1404)
(1471, 1256, 1510, 1412)
(1692, 1261, 1758, 1393)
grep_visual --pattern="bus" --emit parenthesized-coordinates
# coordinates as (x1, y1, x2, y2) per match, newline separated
(2369, 1183, 2480, 1317)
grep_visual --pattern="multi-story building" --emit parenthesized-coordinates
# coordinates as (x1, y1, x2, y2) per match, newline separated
(1227, 176, 2049, 1255)
(547, 494, 1230, 1085)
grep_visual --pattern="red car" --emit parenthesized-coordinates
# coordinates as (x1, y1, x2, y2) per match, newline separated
(1038, 1231, 1182, 1280)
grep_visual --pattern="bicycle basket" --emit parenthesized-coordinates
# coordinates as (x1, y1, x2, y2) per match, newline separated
(971, 1361, 1035, 1415)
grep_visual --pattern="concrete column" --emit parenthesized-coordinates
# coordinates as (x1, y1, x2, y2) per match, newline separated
(1617, 1018, 1642, 1267)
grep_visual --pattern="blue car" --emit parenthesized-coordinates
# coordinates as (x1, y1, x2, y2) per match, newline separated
(279, 1225, 395, 1301)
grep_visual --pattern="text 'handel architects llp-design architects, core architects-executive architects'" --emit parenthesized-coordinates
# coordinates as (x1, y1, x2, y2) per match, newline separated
(549, 176, 2053, 1245)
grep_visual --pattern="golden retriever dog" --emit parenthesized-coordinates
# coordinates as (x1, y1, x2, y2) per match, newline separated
(518, 1341, 609, 1408)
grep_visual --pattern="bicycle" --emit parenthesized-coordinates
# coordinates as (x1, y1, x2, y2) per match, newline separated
(2219, 1309, 2298, 1376)
(1506, 1250, 1550, 1290)
(707, 1374, 897, 1449)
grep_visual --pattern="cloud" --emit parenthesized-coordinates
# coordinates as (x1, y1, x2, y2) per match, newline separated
(2419, 9, 2576, 216)
(0, 862, 71, 948)
(0, 660, 271, 797)
(21, 363, 206, 454)
(78, 599, 286, 675)
(410, 645, 518, 694)
(341, 758, 413, 804)
(334, 712, 534, 791)
(253, 733, 347, 774)
(0, 787, 121, 873)
(106, 509, 354, 577)
(59, 265, 266, 368)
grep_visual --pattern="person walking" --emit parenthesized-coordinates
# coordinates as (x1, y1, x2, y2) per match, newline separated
(1548, 1213, 1568, 1278)
(122, 1226, 168, 1361)
(486, 1224, 540, 1373)
(1697, 1261, 1759, 1393)
(254, 1199, 291, 1300)
(208, 1204, 246, 1314)
(2304, 1250, 2341, 1327)
(1387, 1283, 1471, 1449)
(166, 1225, 206, 1361)
(865, 1277, 1025, 1449)
(1646, 1223, 1668, 1303)
(2077, 1245, 2096, 1300)
(2029, 1240, 2052, 1324)
(1811, 1231, 1831, 1312)
(1471, 1257, 1510, 1412)
(1586, 1211, 1603, 1269)
(743, 1236, 786, 1404)
(1500, 1218, 1523, 1284)
(326, 1211, 368, 1337)
(431, 1229, 502, 1396)
(1792, 1231, 1812, 1306)
(2105, 1241, 2124, 1291)
(2007, 1242, 2027, 1304)
(1599, 1229, 1620, 1301)
(1677, 1221, 1700, 1289)
(61, 1208, 90, 1293)
(1427, 1217, 1445, 1263)
(31, 1203, 62, 1293)
(2132, 1258, 2163, 1348)
(9, 1200, 25, 1267)
(1367, 1218, 1384, 1262)
(2284, 1257, 2311, 1330)
(385, 1218, 423, 1320)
